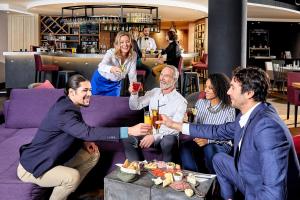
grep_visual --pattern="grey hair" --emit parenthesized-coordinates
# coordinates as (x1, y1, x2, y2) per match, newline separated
(164, 65, 179, 82)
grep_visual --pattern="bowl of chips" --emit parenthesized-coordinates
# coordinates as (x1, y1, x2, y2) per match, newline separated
(116, 159, 140, 174)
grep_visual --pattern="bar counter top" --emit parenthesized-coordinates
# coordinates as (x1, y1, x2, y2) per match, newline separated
(3, 52, 104, 58)
(3, 51, 198, 89)
(3, 51, 198, 58)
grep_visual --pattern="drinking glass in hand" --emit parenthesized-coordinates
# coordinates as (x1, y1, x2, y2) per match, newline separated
(144, 111, 152, 134)
(151, 109, 162, 130)
(187, 108, 197, 123)
(132, 82, 142, 93)
(144, 111, 152, 125)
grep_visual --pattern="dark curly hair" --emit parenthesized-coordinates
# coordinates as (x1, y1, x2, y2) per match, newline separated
(232, 67, 270, 102)
(167, 30, 178, 41)
(208, 73, 231, 107)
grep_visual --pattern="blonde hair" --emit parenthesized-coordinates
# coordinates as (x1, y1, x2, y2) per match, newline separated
(114, 31, 133, 58)
(129, 27, 140, 41)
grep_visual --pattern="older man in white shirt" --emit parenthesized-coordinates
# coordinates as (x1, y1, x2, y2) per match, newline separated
(123, 65, 187, 162)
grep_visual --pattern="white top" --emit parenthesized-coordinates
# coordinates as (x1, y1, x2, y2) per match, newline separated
(137, 37, 157, 51)
(238, 102, 261, 150)
(97, 48, 137, 82)
(129, 88, 187, 141)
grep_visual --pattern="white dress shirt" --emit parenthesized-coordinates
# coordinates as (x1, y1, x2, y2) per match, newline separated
(137, 37, 157, 51)
(97, 48, 137, 82)
(238, 102, 261, 150)
(129, 88, 187, 141)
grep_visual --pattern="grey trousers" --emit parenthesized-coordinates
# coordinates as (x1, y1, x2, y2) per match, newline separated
(122, 135, 178, 162)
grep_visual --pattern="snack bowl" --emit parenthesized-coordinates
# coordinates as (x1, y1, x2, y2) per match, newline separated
(173, 172, 183, 182)
(166, 162, 176, 169)
(115, 163, 140, 175)
(117, 169, 138, 183)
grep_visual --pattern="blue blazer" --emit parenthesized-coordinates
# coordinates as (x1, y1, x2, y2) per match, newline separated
(20, 96, 120, 178)
(189, 103, 300, 199)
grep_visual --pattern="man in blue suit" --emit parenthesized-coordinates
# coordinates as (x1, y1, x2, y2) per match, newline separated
(158, 67, 300, 199)
(17, 74, 151, 200)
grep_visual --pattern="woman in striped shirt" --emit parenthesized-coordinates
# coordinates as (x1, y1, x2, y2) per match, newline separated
(180, 73, 235, 173)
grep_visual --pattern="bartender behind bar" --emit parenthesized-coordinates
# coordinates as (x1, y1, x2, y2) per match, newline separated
(137, 26, 157, 51)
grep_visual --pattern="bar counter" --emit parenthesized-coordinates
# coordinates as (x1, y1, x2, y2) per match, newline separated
(3, 52, 198, 89)
(4, 52, 103, 89)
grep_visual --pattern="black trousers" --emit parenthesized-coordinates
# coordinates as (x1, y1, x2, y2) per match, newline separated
(122, 135, 178, 162)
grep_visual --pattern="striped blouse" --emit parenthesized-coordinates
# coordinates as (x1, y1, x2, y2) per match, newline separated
(194, 99, 235, 145)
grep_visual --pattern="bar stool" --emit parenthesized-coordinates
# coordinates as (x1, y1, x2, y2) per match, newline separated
(56, 70, 77, 88)
(182, 72, 200, 97)
(192, 53, 208, 88)
(34, 54, 59, 83)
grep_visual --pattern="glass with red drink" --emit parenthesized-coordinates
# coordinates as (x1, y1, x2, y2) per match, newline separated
(132, 82, 142, 93)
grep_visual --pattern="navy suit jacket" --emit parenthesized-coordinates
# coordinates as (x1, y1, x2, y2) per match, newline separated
(189, 103, 300, 199)
(20, 96, 120, 178)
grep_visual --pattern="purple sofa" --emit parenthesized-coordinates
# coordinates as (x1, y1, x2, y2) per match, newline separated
(0, 89, 163, 200)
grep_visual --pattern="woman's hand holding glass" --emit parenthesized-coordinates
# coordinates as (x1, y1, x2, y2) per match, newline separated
(110, 66, 123, 77)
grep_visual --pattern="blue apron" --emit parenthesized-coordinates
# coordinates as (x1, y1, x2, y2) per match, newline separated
(91, 70, 121, 96)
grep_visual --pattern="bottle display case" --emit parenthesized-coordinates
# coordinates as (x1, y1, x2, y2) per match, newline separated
(40, 4, 161, 53)
(249, 29, 270, 58)
(40, 16, 80, 51)
(194, 21, 206, 60)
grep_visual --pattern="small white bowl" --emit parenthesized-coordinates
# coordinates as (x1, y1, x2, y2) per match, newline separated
(173, 172, 183, 182)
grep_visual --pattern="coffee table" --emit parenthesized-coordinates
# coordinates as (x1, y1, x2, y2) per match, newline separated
(104, 168, 216, 200)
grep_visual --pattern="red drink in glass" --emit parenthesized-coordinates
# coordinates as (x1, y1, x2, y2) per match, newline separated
(132, 82, 141, 92)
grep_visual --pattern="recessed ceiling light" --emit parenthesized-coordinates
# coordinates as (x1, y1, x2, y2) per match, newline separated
(6, 11, 10, 14)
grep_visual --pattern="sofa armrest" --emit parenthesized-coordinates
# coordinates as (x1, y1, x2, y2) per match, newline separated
(0, 110, 4, 124)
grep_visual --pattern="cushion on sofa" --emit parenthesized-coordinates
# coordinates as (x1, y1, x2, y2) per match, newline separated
(3, 100, 9, 120)
(34, 80, 55, 89)
(5, 89, 64, 128)
(0, 128, 37, 175)
(81, 96, 143, 127)
(0, 125, 19, 143)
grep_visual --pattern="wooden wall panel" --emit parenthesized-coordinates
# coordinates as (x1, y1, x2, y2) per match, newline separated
(8, 15, 24, 51)
(8, 14, 39, 51)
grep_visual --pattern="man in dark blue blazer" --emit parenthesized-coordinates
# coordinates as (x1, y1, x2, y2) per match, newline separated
(17, 74, 151, 200)
(158, 67, 300, 200)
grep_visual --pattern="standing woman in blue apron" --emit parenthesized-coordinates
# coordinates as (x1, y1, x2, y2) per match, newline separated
(91, 32, 137, 96)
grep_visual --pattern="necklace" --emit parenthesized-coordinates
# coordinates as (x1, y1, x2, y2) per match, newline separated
(207, 102, 223, 114)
